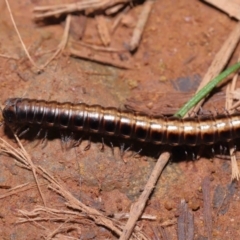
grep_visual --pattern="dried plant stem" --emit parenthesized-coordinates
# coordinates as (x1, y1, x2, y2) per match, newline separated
(0, 136, 147, 239)
(4, 0, 40, 71)
(71, 40, 127, 52)
(14, 133, 47, 206)
(41, 14, 71, 68)
(69, 47, 132, 69)
(225, 56, 240, 180)
(95, 15, 111, 46)
(119, 152, 170, 240)
(33, 0, 130, 19)
(129, 0, 154, 51)
(0, 53, 19, 60)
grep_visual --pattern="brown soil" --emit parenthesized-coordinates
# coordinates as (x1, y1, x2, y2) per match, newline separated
(0, 0, 239, 239)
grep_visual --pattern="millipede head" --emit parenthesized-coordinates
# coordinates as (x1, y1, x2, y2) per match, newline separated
(2, 98, 19, 124)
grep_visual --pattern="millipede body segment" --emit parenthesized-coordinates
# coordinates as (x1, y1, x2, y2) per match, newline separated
(3, 98, 240, 146)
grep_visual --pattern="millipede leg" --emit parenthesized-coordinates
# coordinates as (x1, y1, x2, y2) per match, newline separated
(110, 142, 114, 155)
(100, 137, 105, 152)
(84, 137, 91, 151)
(120, 143, 125, 157)
(41, 131, 48, 149)
(133, 148, 142, 158)
(124, 144, 132, 154)
(33, 128, 44, 148)
(71, 137, 82, 148)
(18, 127, 30, 138)
(35, 128, 43, 139)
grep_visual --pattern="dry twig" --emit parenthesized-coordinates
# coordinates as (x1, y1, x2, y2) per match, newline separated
(225, 55, 240, 180)
(119, 152, 170, 240)
(202, 177, 212, 240)
(4, 0, 40, 71)
(69, 47, 132, 69)
(4, 0, 72, 71)
(95, 15, 111, 46)
(177, 200, 194, 240)
(0, 135, 46, 206)
(0, 53, 19, 60)
(129, 0, 154, 51)
(71, 40, 127, 52)
(33, 0, 130, 19)
(0, 136, 148, 239)
(41, 14, 71, 69)
(111, 5, 130, 33)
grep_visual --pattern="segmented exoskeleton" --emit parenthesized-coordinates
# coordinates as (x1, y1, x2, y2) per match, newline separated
(3, 98, 240, 146)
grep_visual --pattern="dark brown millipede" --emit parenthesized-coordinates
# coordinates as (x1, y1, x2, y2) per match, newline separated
(2, 98, 240, 146)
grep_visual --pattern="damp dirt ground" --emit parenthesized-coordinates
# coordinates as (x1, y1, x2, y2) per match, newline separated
(0, 0, 240, 239)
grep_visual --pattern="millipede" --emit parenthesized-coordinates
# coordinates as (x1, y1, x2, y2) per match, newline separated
(2, 98, 240, 147)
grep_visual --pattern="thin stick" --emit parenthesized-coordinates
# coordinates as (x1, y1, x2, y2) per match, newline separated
(95, 15, 111, 46)
(4, 0, 41, 71)
(225, 56, 240, 180)
(13, 133, 47, 206)
(69, 47, 132, 69)
(119, 152, 170, 240)
(189, 22, 240, 115)
(71, 40, 127, 53)
(0, 183, 29, 199)
(41, 14, 71, 68)
(0, 53, 19, 60)
(129, 0, 154, 51)
(39, 167, 124, 237)
(111, 6, 130, 33)
(46, 219, 69, 240)
(33, 0, 130, 19)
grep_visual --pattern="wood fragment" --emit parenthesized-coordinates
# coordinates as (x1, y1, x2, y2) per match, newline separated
(95, 15, 111, 46)
(214, 182, 236, 215)
(158, 226, 170, 240)
(177, 200, 194, 240)
(111, 6, 130, 33)
(119, 151, 170, 240)
(69, 47, 132, 69)
(0, 53, 19, 60)
(129, 0, 154, 51)
(113, 212, 157, 220)
(202, 176, 212, 240)
(69, 14, 87, 40)
(41, 14, 71, 69)
(105, 3, 125, 15)
(0, 183, 49, 200)
(33, 0, 130, 19)
(225, 53, 240, 180)
(71, 40, 127, 52)
(202, 0, 240, 20)
(0, 133, 47, 206)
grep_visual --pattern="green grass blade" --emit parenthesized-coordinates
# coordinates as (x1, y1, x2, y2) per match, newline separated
(174, 62, 240, 118)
